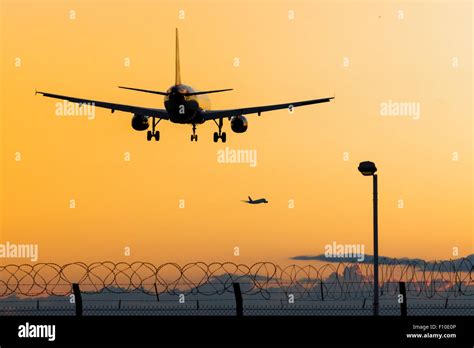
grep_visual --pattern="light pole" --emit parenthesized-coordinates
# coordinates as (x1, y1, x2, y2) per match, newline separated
(358, 161, 379, 316)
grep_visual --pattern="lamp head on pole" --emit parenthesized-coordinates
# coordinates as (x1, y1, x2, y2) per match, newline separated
(358, 161, 377, 176)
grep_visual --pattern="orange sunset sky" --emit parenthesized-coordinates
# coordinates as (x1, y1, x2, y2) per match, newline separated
(0, 0, 472, 265)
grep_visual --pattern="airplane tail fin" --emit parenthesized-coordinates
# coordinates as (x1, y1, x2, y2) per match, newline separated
(175, 28, 181, 85)
(248, 196, 252, 202)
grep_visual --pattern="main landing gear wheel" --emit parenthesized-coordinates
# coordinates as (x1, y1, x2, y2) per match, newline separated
(147, 117, 161, 141)
(214, 132, 227, 143)
(213, 118, 227, 143)
(147, 130, 160, 141)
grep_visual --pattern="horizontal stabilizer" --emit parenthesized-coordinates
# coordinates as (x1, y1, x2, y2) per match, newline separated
(183, 88, 233, 96)
(118, 86, 169, 96)
(119, 86, 232, 97)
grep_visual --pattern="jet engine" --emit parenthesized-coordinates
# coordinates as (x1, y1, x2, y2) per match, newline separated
(230, 115, 248, 133)
(131, 114, 149, 131)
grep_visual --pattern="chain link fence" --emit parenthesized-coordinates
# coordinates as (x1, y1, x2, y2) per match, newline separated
(1, 259, 472, 316)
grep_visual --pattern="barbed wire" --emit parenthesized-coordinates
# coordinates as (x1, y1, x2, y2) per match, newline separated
(0, 259, 472, 299)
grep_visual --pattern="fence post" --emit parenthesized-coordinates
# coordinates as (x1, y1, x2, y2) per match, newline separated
(72, 283, 82, 316)
(320, 281, 324, 301)
(399, 282, 407, 317)
(232, 282, 243, 317)
(154, 283, 160, 302)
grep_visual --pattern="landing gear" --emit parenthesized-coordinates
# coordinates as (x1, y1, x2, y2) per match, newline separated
(147, 130, 160, 141)
(190, 124, 198, 142)
(214, 132, 226, 142)
(147, 117, 161, 141)
(213, 118, 227, 143)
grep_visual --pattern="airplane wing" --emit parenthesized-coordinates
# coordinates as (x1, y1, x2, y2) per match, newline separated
(202, 97, 333, 120)
(36, 91, 170, 119)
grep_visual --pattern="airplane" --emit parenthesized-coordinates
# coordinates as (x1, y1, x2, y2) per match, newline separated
(242, 196, 268, 204)
(36, 29, 334, 143)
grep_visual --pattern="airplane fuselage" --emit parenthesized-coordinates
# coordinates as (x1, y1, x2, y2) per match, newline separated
(164, 84, 210, 124)
(246, 198, 268, 204)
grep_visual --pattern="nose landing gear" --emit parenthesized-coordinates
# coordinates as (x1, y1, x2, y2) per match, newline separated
(190, 124, 198, 141)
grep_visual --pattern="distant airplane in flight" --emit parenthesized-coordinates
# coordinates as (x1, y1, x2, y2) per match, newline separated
(242, 196, 268, 204)
(37, 29, 333, 142)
